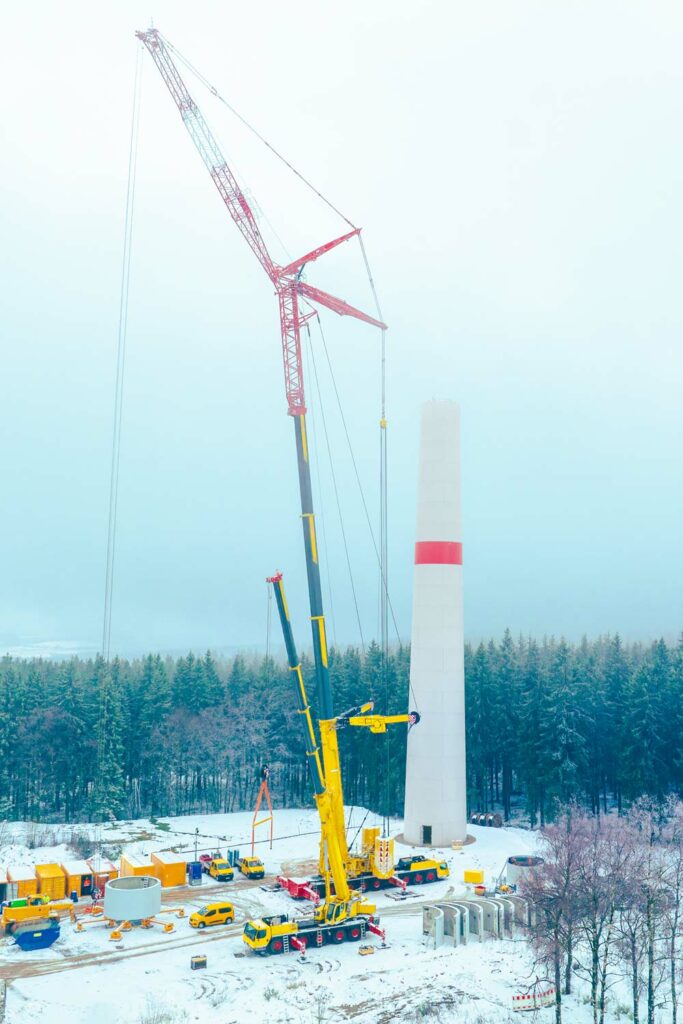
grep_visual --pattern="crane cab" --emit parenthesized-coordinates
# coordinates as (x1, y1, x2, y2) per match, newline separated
(313, 896, 376, 926)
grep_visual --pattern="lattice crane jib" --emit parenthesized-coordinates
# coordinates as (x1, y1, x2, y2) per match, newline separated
(136, 27, 387, 722)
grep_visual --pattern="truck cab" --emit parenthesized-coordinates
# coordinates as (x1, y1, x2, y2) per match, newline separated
(236, 856, 265, 879)
(189, 902, 235, 928)
(243, 914, 288, 953)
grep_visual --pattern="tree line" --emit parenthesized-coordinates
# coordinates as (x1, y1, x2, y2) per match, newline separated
(0, 631, 680, 824)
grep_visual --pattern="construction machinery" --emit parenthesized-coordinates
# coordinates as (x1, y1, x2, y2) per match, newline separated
(243, 573, 404, 954)
(136, 30, 415, 954)
(136, 27, 385, 736)
(242, 573, 421, 955)
(266, 571, 447, 900)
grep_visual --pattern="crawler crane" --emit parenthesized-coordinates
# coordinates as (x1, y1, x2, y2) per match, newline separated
(242, 573, 417, 954)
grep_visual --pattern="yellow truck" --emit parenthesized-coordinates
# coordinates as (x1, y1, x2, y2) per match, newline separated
(200, 856, 234, 882)
(189, 902, 235, 929)
(235, 856, 265, 880)
(242, 906, 377, 955)
(304, 849, 449, 899)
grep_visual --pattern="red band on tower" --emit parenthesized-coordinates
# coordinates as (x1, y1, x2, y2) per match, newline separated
(414, 541, 463, 565)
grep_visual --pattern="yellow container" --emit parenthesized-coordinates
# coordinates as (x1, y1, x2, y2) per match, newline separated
(61, 859, 95, 897)
(464, 869, 485, 885)
(151, 852, 186, 888)
(35, 864, 66, 901)
(120, 854, 158, 878)
(6, 866, 38, 899)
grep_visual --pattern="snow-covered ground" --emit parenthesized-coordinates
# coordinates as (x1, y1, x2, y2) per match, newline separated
(0, 810, 603, 1023)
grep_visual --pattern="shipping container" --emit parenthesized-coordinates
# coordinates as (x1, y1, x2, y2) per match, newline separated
(35, 864, 66, 901)
(86, 855, 118, 892)
(6, 865, 38, 899)
(119, 854, 158, 879)
(61, 859, 94, 897)
(151, 852, 186, 888)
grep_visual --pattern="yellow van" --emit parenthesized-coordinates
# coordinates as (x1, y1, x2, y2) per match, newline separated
(189, 902, 235, 929)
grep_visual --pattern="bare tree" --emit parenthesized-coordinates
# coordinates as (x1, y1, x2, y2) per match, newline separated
(660, 799, 683, 1024)
(566, 813, 629, 1024)
(614, 825, 648, 1024)
(629, 801, 670, 1024)
(522, 812, 583, 1024)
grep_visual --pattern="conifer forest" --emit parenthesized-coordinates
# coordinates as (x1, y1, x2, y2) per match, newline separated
(2, 631, 681, 827)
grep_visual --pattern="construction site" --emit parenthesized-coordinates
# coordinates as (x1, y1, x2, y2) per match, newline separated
(3, 3, 680, 1023)
(0, 809, 545, 1022)
(0, 17, 554, 1023)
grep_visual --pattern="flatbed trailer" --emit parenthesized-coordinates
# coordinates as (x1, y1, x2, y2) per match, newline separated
(281, 855, 448, 901)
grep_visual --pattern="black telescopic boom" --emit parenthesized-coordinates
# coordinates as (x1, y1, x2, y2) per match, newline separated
(268, 572, 326, 796)
(293, 412, 334, 720)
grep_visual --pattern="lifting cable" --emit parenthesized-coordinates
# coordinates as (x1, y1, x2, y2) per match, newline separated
(306, 323, 365, 652)
(160, 33, 357, 233)
(303, 329, 337, 648)
(312, 313, 401, 647)
(311, 306, 421, 833)
(101, 47, 142, 660)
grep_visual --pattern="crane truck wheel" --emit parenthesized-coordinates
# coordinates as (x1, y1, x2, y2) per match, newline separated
(426, 871, 436, 882)
(331, 929, 345, 944)
(370, 878, 381, 891)
(268, 938, 284, 954)
(413, 872, 424, 885)
(347, 925, 361, 941)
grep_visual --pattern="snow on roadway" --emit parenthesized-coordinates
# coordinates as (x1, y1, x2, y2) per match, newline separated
(0, 809, 599, 1023)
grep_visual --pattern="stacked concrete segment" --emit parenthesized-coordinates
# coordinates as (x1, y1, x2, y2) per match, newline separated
(403, 400, 467, 846)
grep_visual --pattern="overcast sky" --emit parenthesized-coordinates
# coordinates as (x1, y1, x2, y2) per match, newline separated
(1, 1, 682, 658)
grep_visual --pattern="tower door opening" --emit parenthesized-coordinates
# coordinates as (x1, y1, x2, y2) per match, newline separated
(422, 825, 432, 845)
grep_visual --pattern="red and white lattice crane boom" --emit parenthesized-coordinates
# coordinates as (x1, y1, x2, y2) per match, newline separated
(137, 28, 385, 720)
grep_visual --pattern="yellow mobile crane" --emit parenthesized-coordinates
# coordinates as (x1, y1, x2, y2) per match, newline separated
(242, 574, 417, 955)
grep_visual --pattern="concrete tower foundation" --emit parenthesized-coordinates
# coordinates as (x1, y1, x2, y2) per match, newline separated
(403, 400, 467, 846)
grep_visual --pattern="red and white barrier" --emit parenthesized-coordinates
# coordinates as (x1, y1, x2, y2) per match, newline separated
(512, 986, 556, 1011)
